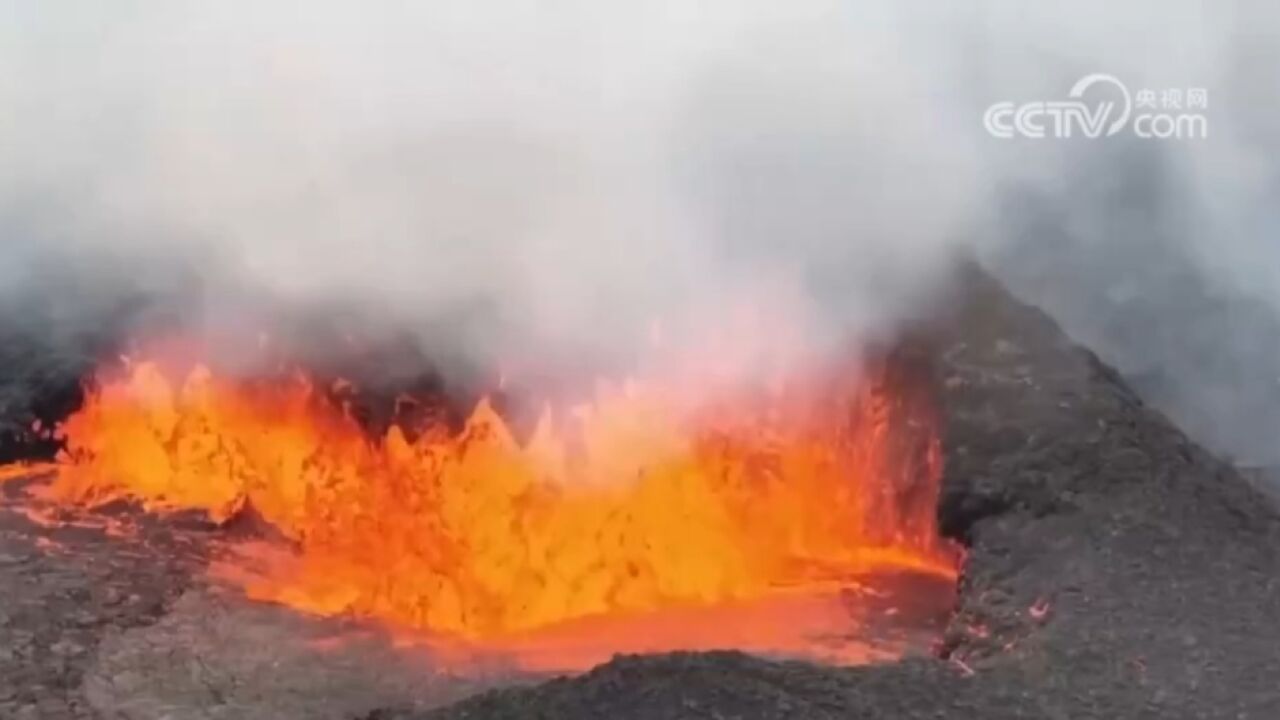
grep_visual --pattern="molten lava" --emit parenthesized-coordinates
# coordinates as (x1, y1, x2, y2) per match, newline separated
(4, 346, 957, 665)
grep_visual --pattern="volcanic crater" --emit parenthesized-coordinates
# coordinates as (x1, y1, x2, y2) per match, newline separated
(2, 263, 1279, 720)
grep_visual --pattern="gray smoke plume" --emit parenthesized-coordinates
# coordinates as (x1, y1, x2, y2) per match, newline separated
(948, 1, 1280, 465)
(0, 2, 1278, 462)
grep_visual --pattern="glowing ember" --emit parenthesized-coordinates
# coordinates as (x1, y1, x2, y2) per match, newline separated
(1, 343, 957, 665)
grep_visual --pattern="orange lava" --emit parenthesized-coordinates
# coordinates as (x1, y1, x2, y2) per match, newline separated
(3, 345, 957, 661)
(0, 461, 57, 483)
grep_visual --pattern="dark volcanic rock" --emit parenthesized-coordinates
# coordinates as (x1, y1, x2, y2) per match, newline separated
(392, 264, 1280, 720)
(0, 482, 199, 719)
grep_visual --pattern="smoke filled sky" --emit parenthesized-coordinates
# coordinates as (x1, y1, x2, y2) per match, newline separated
(1, 3, 1278, 456)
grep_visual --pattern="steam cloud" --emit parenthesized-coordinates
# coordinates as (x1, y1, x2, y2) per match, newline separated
(1, 2, 1278, 461)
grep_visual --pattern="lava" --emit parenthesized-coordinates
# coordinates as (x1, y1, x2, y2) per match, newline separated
(0, 342, 959, 667)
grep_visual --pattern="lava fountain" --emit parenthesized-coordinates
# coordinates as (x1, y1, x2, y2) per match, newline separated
(1, 328, 959, 671)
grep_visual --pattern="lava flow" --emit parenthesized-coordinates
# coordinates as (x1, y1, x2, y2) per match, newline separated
(1, 342, 959, 669)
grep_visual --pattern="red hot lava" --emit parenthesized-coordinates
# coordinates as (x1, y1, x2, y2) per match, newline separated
(1, 334, 959, 670)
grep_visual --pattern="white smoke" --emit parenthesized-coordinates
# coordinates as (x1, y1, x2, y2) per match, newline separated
(0, 1, 1277, 457)
(0, 2, 980, 369)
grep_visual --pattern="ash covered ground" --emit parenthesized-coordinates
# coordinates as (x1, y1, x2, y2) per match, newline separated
(2, 264, 1279, 719)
